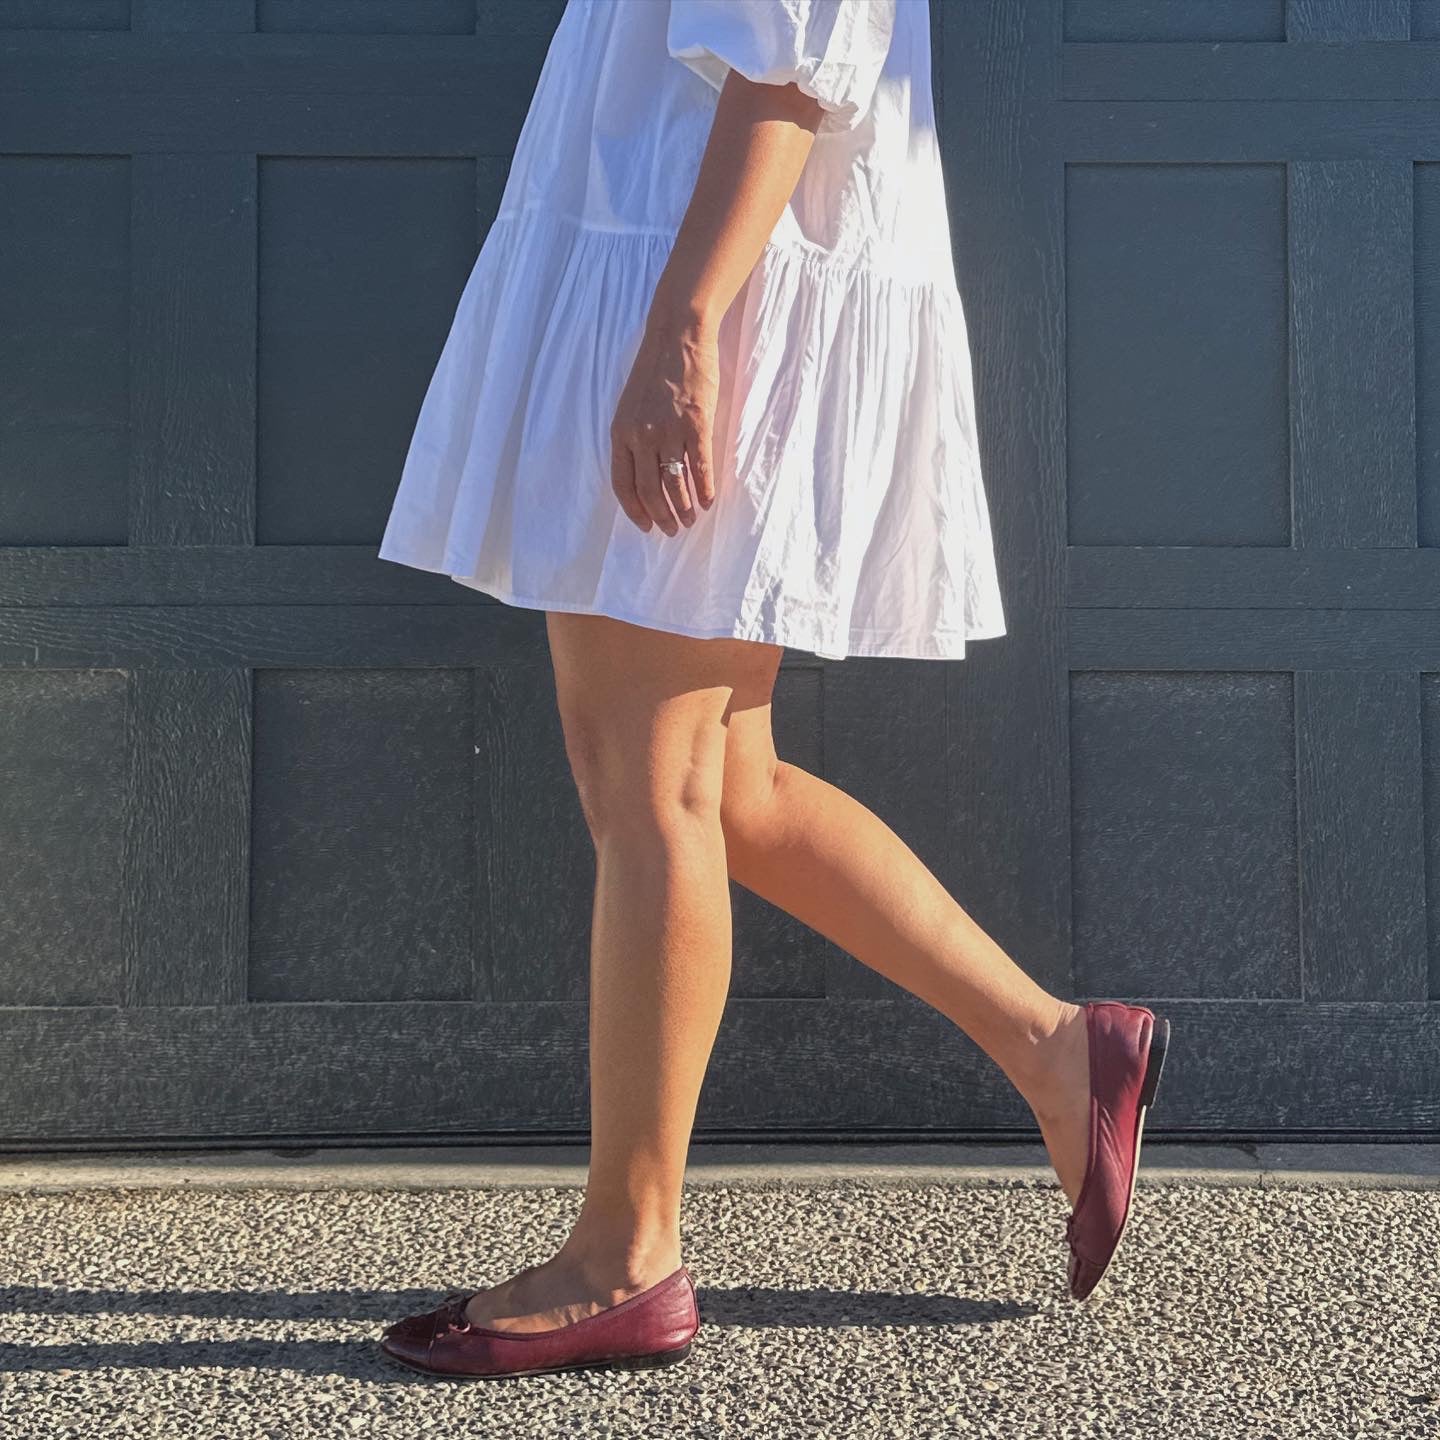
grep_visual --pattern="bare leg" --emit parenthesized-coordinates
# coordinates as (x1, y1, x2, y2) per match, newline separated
(461, 622, 1088, 1333)
(715, 677, 1092, 1206)
(460, 612, 777, 1333)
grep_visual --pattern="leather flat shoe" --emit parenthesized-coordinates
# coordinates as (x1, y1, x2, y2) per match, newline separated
(378, 1265, 699, 1380)
(1065, 1000, 1170, 1302)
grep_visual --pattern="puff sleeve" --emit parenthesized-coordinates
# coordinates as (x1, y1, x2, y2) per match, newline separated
(667, 0, 897, 135)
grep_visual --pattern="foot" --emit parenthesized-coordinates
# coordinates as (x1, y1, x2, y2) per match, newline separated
(459, 1247, 683, 1335)
(1024, 1001, 1092, 1209)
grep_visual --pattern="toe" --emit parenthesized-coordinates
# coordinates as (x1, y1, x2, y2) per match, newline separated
(1067, 1251, 1105, 1302)
(378, 1305, 444, 1369)
(379, 1326, 430, 1368)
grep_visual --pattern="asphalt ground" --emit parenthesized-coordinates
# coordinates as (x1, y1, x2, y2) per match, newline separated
(1, 1144, 1435, 1438)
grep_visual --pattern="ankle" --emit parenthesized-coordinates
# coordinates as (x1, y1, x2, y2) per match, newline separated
(561, 1246, 683, 1294)
(1009, 998, 1086, 1115)
(559, 1220, 682, 1289)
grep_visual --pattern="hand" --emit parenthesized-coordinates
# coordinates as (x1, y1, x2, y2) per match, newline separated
(609, 313, 719, 537)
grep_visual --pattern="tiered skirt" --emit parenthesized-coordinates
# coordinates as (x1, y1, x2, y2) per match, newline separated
(378, 207, 1006, 662)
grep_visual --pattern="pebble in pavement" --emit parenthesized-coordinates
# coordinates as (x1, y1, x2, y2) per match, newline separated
(0, 1180, 1435, 1439)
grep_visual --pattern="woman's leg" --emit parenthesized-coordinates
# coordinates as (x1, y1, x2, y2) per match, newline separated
(715, 677, 1093, 1207)
(462, 618, 1090, 1334)
(460, 611, 782, 1334)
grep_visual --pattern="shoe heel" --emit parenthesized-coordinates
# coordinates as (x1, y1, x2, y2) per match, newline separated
(610, 1341, 692, 1371)
(1139, 1014, 1170, 1108)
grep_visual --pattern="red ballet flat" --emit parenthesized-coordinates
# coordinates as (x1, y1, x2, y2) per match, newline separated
(1064, 1000, 1171, 1302)
(379, 1264, 700, 1380)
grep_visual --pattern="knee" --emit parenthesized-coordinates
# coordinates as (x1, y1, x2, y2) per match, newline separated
(557, 700, 725, 843)
(718, 753, 782, 849)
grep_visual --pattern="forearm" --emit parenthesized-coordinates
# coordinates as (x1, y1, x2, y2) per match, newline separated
(646, 69, 825, 337)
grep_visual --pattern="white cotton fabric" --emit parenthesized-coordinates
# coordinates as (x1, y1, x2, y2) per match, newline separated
(378, 0, 1007, 662)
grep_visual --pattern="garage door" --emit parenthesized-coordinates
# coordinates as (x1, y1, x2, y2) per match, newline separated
(0, 0, 1435, 1143)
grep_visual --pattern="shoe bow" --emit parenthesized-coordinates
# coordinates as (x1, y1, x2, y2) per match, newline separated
(437, 1291, 475, 1335)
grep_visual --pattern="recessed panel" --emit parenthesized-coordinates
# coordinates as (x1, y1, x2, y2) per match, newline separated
(1064, 0, 1285, 41)
(0, 0, 127, 25)
(1417, 1, 1440, 40)
(256, 157, 478, 544)
(0, 157, 129, 545)
(249, 669, 476, 1002)
(1419, 162, 1439, 547)
(0, 671, 127, 1005)
(1071, 672, 1300, 999)
(1067, 163, 1289, 546)
(257, 0, 474, 33)
(1287, 1, 1410, 40)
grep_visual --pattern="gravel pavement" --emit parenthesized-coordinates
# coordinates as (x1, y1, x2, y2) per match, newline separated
(1, 1174, 1435, 1438)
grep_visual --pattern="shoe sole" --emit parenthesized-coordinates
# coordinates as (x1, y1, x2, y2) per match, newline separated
(1071, 1011, 1170, 1302)
(379, 1339, 693, 1382)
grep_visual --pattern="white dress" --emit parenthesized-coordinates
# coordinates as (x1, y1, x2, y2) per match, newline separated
(377, 0, 1007, 663)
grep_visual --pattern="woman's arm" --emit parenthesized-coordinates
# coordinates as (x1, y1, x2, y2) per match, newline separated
(610, 71, 826, 538)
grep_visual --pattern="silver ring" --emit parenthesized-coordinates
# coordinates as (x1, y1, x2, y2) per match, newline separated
(660, 458, 686, 479)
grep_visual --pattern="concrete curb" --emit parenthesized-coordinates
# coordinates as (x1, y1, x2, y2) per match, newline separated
(0, 1140, 1436, 1193)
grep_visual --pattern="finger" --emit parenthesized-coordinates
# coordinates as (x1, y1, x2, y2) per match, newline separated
(633, 447, 679, 537)
(685, 419, 716, 510)
(610, 430, 651, 532)
(658, 448, 696, 529)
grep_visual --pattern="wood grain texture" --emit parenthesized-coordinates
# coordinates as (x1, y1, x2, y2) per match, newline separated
(130, 153, 257, 546)
(0, 157, 128, 545)
(0, 36, 550, 156)
(255, 156, 479, 546)
(258, 0, 473, 34)
(1419, 161, 1440, 548)
(1426, 675, 1440, 1002)
(123, 669, 252, 1006)
(8, 542, 1440, 613)
(134, 0, 256, 32)
(248, 668, 475, 1003)
(478, 662, 592, 1004)
(1064, 0, 1284, 42)
(1297, 670, 1428, 1000)
(1291, 160, 1416, 549)
(1065, 161, 1289, 547)
(821, 660, 952, 1000)
(0, 671, 127, 1007)
(0, 998, 1434, 1140)
(0, 0, 126, 26)
(1069, 547, 1440, 611)
(942, 0, 1074, 1003)
(1070, 672, 1300, 1000)
(473, 0, 568, 37)
(1287, 0, 1411, 42)
(0, 604, 548, 669)
(0, 0, 1436, 1142)
(1059, 104, 1440, 160)
(1064, 44, 1440, 101)
(1070, 609, 1440, 670)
